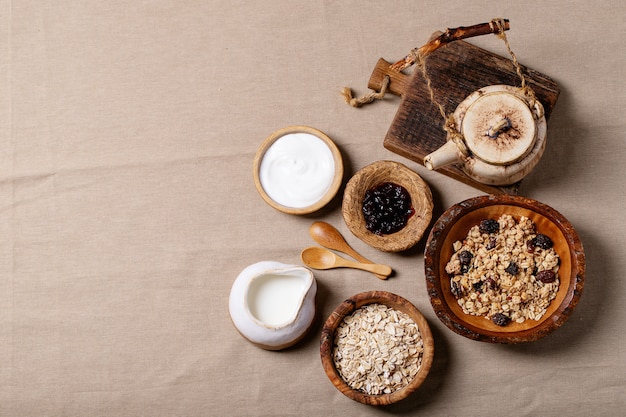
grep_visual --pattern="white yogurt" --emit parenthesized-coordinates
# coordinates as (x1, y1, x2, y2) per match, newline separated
(259, 133, 335, 208)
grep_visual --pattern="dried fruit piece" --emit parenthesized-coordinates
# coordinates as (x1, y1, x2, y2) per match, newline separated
(505, 262, 519, 276)
(528, 234, 554, 251)
(458, 250, 474, 265)
(451, 281, 463, 299)
(472, 281, 484, 292)
(484, 276, 498, 290)
(479, 219, 500, 234)
(536, 270, 556, 283)
(491, 312, 511, 326)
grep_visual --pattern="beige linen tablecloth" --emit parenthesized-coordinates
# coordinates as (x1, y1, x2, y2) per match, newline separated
(2, 1, 625, 415)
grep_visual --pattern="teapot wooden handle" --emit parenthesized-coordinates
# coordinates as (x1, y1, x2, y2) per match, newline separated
(367, 58, 410, 97)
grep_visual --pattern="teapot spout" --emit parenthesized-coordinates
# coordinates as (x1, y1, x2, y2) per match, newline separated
(424, 140, 462, 170)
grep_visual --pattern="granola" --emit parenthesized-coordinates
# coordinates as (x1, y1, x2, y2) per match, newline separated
(445, 214, 560, 325)
(332, 303, 423, 395)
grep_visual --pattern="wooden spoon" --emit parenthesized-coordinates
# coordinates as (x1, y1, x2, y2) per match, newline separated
(301, 247, 391, 279)
(309, 221, 389, 280)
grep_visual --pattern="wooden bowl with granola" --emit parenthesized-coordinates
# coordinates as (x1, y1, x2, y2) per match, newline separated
(320, 291, 434, 405)
(424, 195, 585, 343)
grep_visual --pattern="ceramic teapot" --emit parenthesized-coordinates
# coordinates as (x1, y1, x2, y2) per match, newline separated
(342, 20, 551, 187)
(424, 84, 547, 186)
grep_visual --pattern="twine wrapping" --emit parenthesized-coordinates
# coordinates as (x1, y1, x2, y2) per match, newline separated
(342, 75, 390, 107)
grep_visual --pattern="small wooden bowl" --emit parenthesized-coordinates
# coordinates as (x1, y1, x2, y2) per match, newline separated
(320, 291, 434, 406)
(342, 160, 433, 252)
(253, 126, 343, 215)
(424, 195, 585, 343)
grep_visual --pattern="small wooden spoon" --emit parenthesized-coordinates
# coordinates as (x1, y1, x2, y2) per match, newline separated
(301, 247, 391, 279)
(309, 221, 389, 280)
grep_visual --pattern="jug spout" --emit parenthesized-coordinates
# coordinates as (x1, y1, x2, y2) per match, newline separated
(424, 140, 462, 171)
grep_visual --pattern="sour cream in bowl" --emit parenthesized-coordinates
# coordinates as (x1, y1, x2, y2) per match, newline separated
(253, 126, 343, 215)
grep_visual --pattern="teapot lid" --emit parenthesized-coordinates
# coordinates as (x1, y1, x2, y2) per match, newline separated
(461, 90, 537, 165)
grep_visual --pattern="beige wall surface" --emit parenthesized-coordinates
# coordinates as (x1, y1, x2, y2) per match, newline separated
(1, 1, 624, 416)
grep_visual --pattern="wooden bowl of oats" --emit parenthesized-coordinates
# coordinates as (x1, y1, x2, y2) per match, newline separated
(320, 291, 434, 405)
(424, 194, 585, 343)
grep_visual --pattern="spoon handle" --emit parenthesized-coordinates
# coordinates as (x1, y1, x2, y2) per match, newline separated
(342, 259, 392, 278)
(340, 247, 389, 279)
(341, 245, 373, 265)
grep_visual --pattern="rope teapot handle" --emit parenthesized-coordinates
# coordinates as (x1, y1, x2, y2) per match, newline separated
(343, 18, 536, 110)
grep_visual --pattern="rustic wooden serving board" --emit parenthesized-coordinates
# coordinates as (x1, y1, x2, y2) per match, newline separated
(367, 33, 560, 194)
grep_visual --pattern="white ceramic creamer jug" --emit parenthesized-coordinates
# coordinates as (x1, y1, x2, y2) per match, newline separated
(229, 261, 317, 350)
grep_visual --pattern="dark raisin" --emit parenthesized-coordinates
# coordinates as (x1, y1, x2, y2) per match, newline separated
(534, 234, 553, 249)
(528, 234, 553, 251)
(505, 262, 519, 276)
(536, 270, 556, 283)
(458, 250, 474, 265)
(486, 236, 497, 250)
(492, 312, 511, 326)
(484, 276, 498, 290)
(479, 219, 500, 234)
(362, 182, 415, 236)
(472, 281, 484, 292)
(451, 280, 463, 299)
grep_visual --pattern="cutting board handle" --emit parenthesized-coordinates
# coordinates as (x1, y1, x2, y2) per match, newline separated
(367, 58, 410, 97)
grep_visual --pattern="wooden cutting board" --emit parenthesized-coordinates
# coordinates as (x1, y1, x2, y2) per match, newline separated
(367, 34, 560, 194)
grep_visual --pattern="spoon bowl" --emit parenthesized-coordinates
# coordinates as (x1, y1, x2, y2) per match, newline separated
(301, 247, 391, 279)
(309, 222, 387, 280)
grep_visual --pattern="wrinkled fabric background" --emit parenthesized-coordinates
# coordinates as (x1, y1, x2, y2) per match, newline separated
(1, 1, 624, 415)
